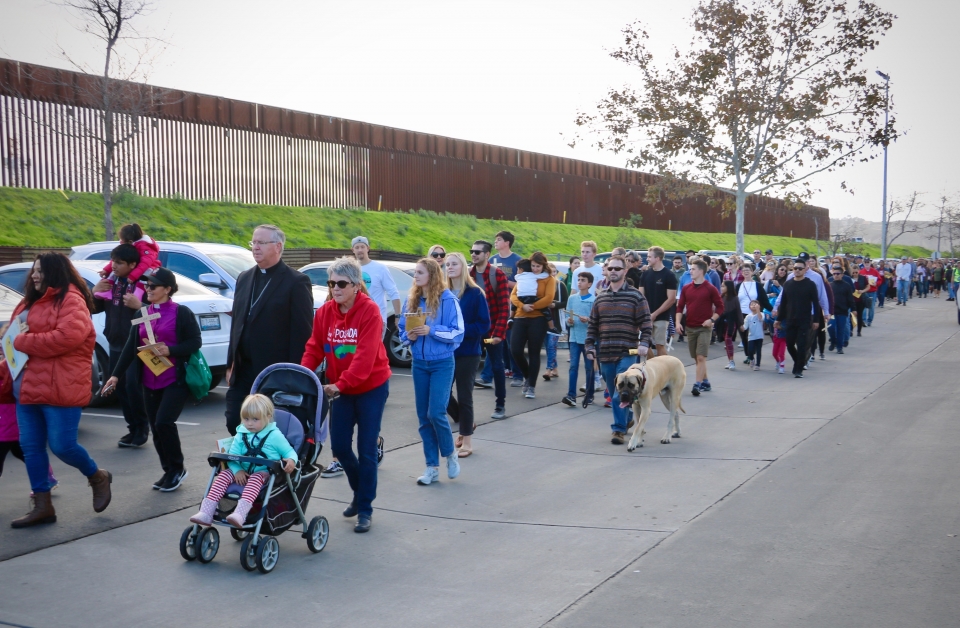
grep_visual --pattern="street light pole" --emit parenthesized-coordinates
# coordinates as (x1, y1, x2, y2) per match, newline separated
(877, 70, 890, 261)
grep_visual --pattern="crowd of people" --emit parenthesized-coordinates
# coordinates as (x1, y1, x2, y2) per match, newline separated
(1, 222, 956, 534)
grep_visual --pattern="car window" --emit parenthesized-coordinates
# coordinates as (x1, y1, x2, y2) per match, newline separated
(302, 267, 329, 287)
(164, 253, 215, 283)
(389, 267, 413, 294)
(84, 250, 113, 261)
(0, 284, 23, 313)
(0, 269, 29, 293)
(207, 251, 256, 280)
(171, 275, 220, 297)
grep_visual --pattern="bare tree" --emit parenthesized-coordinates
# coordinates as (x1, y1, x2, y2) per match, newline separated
(926, 194, 955, 255)
(885, 191, 924, 255)
(56, 0, 167, 239)
(573, 0, 896, 255)
(828, 216, 863, 256)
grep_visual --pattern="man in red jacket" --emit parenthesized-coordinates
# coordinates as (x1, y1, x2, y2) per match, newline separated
(860, 260, 881, 327)
(301, 257, 390, 533)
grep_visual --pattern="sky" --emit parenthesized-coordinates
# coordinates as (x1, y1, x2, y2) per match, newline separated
(1, 0, 956, 222)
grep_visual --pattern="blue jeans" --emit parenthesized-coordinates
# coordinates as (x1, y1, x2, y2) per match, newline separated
(828, 314, 849, 348)
(17, 404, 98, 493)
(897, 279, 910, 304)
(863, 292, 876, 325)
(329, 380, 388, 517)
(600, 356, 636, 433)
(413, 358, 456, 467)
(567, 342, 595, 400)
(950, 282, 958, 300)
(545, 333, 559, 370)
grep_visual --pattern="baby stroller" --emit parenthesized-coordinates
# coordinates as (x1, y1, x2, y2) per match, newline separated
(179, 363, 329, 574)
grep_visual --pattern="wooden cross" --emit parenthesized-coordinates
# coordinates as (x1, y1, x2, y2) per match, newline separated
(131, 306, 161, 345)
(131, 306, 173, 367)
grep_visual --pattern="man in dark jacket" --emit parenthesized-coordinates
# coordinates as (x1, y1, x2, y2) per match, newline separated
(225, 225, 314, 434)
(774, 260, 823, 377)
(828, 267, 855, 354)
(91, 243, 149, 447)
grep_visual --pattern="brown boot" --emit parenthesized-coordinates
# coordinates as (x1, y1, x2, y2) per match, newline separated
(11, 492, 57, 528)
(88, 469, 113, 513)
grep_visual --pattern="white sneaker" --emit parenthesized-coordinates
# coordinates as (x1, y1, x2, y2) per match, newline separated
(446, 453, 460, 479)
(726, 360, 736, 370)
(320, 460, 344, 478)
(525, 387, 536, 399)
(778, 364, 785, 374)
(417, 467, 440, 485)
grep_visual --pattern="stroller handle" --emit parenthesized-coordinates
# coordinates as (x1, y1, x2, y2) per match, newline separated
(206, 452, 285, 474)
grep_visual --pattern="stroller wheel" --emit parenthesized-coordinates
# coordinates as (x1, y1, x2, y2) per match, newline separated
(255, 536, 280, 574)
(179, 526, 199, 561)
(196, 527, 220, 564)
(306, 516, 330, 553)
(230, 528, 250, 542)
(239, 535, 258, 572)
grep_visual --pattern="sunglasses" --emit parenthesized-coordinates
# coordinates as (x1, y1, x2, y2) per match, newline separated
(793, 267, 806, 271)
(469, 250, 486, 256)
(832, 272, 842, 275)
(430, 252, 446, 259)
(145, 284, 163, 290)
(606, 266, 624, 272)
(326, 280, 355, 289)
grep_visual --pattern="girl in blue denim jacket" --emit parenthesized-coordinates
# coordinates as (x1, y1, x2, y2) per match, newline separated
(398, 258, 464, 486)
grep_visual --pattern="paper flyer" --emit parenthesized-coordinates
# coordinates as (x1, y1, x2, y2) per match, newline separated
(1, 320, 28, 380)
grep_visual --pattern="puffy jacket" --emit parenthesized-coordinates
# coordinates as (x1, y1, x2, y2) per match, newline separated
(398, 290, 464, 361)
(0, 285, 96, 407)
(226, 421, 298, 475)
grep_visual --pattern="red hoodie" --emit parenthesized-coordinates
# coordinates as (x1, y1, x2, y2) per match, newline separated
(301, 291, 391, 395)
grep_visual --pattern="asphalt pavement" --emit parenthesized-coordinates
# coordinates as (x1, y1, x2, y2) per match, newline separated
(1, 298, 958, 628)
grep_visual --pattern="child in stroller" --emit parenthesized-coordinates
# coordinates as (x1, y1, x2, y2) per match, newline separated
(190, 394, 298, 528)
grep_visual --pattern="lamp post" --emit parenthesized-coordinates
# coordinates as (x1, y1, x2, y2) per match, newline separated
(877, 70, 890, 261)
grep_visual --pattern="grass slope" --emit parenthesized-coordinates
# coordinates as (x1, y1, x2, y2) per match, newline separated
(2, 187, 930, 259)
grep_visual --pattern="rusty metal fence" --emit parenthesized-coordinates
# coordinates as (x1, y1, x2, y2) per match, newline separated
(0, 58, 828, 239)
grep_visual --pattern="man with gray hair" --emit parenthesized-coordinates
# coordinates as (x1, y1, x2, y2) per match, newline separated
(225, 224, 314, 434)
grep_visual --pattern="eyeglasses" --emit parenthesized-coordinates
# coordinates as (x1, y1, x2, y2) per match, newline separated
(793, 267, 806, 271)
(326, 280, 355, 289)
(249, 240, 279, 247)
(469, 250, 486, 256)
(430, 252, 446, 259)
(606, 266, 624, 272)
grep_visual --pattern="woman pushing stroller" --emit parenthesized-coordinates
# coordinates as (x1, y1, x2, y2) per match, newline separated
(190, 394, 297, 528)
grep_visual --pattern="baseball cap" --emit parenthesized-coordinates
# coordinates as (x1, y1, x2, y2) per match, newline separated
(901, 255, 907, 260)
(797, 252, 811, 262)
(351, 236, 370, 247)
(765, 249, 773, 254)
(144, 267, 177, 290)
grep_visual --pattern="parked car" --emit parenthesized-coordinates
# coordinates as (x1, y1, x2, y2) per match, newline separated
(0, 260, 234, 406)
(0, 284, 21, 323)
(299, 260, 415, 367)
(71, 241, 256, 298)
(697, 250, 738, 259)
(71, 241, 328, 310)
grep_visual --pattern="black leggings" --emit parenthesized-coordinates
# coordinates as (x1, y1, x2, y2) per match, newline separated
(447, 354, 481, 436)
(0, 441, 24, 477)
(511, 316, 548, 388)
(143, 383, 189, 474)
(854, 300, 865, 333)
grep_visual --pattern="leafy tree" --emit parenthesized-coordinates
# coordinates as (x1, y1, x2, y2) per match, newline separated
(575, 0, 897, 255)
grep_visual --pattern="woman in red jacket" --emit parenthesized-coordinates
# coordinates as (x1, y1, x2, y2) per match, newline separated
(0, 254, 112, 528)
(301, 256, 391, 534)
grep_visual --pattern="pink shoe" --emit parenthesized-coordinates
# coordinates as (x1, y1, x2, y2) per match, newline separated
(226, 499, 253, 528)
(189, 498, 217, 526)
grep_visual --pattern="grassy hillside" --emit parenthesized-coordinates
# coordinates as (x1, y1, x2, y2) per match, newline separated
(1, 187, 931, 259)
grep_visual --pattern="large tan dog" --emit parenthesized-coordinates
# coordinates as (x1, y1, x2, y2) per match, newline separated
(615, 355, 686, 451)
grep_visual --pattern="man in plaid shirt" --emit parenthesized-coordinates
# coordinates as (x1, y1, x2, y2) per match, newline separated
(586, 255, 653, 445)
(470, 240, 511, 420)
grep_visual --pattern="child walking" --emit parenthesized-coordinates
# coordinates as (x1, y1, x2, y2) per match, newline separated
(189, 394, 297, 528)
(771, 312, 787, 374)
(562, 270, 596, 407)
(741, 300, 765, 371)
(96, 223, 161, 298)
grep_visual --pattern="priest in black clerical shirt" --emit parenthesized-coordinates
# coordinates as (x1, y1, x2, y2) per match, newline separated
(224, 225, 314, 434)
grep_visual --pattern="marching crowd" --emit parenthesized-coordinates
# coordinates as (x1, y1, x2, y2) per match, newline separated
(1, 222, 956, 534)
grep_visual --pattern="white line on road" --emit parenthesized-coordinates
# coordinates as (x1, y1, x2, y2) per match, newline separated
(176, 421, 200, 426)
(392, 372, 412, 377)
(82, 412, 123, 419)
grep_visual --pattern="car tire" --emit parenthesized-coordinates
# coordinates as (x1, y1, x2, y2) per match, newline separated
(386, 322, 412, 368)
(88, 346, 114, 408)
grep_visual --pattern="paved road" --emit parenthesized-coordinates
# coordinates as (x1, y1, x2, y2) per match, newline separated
(1, 298, 957, 627)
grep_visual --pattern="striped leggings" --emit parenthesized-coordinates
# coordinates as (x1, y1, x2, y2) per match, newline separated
(206, 469, 268, 503)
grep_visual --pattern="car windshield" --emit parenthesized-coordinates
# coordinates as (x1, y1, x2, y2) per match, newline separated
(170, 275, 218, 297)
(389, 267, 414, 294)
(207, 252, 256, 280)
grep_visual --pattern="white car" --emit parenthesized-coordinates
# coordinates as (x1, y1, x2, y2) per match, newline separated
(0, 261, 234, 406)
(70, 241, 328, 310)
(299, 260, 415, 367)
